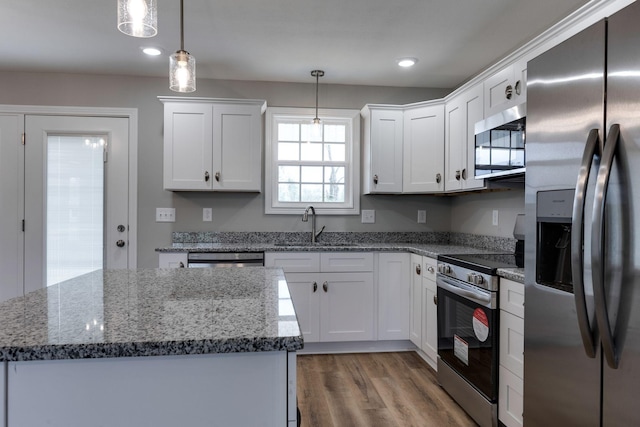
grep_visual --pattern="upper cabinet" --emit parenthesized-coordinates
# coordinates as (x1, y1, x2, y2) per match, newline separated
(361, 106, 404, 194)
(403, 103, 445, 193)
(483, 59, 527, 117)
(445, 83, 486, 192)
(361, 101, 445, 195)
(160, 97, 266, 192)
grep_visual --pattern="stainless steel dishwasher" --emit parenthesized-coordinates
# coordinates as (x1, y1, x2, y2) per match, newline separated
(187, 252, 264, 268)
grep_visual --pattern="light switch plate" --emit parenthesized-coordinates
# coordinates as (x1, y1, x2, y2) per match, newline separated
(361, 209, 375, 224)
(417, 210, 427, 223)
(203, 208, 213, 222)
(156, 208, 175, 222)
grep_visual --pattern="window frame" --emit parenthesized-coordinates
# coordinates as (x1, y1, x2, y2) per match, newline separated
(265, 107, 360, 215)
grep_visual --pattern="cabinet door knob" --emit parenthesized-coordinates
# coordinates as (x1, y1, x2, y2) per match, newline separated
(436, 173, 442, 184)
(416, 264, 421, 275)
(179, 261, 185, 268)
(322, 281, 328, 292)
(433, 295, 438, 305)
(455, 170, 461, 181)
(313, 282, 318, 293)
(215, 171, 221, 182)
(204, 171, 210, 182)
(116, 240, 126, 248)
(462, 168, 467, 180)
(117, 224, 126, 233)
(373, 174, 379, 185)
(515, 80, 522, 96)
(505, 84, 513, 100)
(427, 266, 435, 274)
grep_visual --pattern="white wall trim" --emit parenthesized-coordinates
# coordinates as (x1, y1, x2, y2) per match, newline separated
(0, 104, 138, 268)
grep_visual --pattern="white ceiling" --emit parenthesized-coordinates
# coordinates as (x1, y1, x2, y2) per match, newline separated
(2, 0, 591, 89)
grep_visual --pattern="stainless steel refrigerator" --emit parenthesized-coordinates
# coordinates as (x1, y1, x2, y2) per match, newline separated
(525, 1, 640, 426)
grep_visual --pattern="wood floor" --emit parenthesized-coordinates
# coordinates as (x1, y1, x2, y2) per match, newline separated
(297, 352, 477, 427)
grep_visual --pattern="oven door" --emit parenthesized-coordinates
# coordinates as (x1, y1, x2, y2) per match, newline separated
(437, 274, 499, 401)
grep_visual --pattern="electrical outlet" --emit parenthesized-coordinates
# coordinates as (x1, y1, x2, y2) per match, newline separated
(361, 209, 376, 224)
(417, 210, 427, 223)
(492, 210, 499, 226)
(203, 208, 213, 222)
(156, 208, 175, 222)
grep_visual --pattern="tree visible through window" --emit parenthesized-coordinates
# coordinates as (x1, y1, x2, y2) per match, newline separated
(266, 108, 360, 215)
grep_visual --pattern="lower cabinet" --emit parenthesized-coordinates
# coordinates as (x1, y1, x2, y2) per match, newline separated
(158, 252, 188, 268)
(499, 278, 525, 427)
(266, 252, 375, 343)
(377, 253, 411, 340)
(409, 254, 438, 370)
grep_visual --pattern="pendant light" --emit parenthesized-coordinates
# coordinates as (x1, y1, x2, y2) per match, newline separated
(311, 70, 325, 125)
(117, 0, 157, 38)
(170, 0, 196, 92)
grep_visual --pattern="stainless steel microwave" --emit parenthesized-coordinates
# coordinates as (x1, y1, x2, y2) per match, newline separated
(474, 103, 526, 179)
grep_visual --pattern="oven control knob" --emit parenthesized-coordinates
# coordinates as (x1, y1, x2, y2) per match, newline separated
(467, 273, 474, 282)
(474, 275, 485, 285)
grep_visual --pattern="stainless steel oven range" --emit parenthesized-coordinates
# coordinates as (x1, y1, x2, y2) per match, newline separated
(436, 253, 517, 427)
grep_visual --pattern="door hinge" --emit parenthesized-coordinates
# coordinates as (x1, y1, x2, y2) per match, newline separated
(21, 133, 25, 145)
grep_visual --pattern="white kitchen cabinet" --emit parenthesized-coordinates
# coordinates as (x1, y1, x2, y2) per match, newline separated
(409, 254, 423, 346)
(421, 256, 438, 369)
(403, 102, 445, 193)
(483, 61, 527, 117)
(361, 105, 404, 194)
(445, 83, 486, 192)
(377, 253, 411, 340)
(158, 252, 187, 268)
(160, 97, 266, 192)
(499, 278, 525, 427)
(265, 252, 375, 343)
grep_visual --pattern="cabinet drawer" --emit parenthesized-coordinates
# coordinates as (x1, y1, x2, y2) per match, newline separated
(422, 256, 437, 282)
(264, 252, 320, 272)
(500, 278, 524, 318)
(499, 365, 524, 427)
(500, 310, 524, 378)
(320, 252, 373, 272)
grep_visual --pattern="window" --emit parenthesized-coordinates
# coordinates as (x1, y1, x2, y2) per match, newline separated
(265, 107, 360, 215)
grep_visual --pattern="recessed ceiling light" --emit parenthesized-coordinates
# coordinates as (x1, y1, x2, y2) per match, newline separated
(142, 47, 163, 56)
(397, 57, 418, 68)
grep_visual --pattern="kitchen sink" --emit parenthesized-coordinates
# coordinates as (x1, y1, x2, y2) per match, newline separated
(273, 242, 357, 247)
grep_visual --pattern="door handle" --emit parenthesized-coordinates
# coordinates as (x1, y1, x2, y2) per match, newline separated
(592, 124, 621, 369)
(204, 171, 210, 182)
(116, 240, 126, 248)
(436, 173, 441, 184)
(312, 281, 318, 293)
(215, 171, 220, 182)
(416, 264, 421, 275)
(322, 281, 328, 292)
(572, 128, 600, 358)
(373, 174, 379, 185)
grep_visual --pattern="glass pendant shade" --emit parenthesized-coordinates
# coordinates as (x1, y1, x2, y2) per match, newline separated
(117, 0, 157, 38)
(170, 50, 196, 93)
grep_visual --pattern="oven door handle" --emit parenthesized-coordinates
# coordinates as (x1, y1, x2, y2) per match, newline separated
(437, 276, 494, 308)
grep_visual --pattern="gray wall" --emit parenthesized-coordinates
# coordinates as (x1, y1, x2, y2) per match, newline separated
(1, 70, 471, 267)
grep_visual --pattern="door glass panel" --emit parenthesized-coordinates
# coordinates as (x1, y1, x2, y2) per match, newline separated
(47, 135, 105, 286)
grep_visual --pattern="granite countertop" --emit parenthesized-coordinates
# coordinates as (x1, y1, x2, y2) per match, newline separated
(0, 268, 303, 362)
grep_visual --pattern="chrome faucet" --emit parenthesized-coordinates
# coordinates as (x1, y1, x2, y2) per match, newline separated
(302, 206, 325, 243)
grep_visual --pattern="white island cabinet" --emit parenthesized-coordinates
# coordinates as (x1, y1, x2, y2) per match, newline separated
(160, 97, 266, 192)
(265, 252, 375, 343)
(0, 268, 302, 427)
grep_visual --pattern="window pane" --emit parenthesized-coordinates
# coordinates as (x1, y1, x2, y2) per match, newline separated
(301, 166, 323, 183)
(278, 184, 300, 202)
(47, 135, 104, 286)
(278, 166, 300, 183)
(301, 142, 322, 161)
(278, 123, 300, 141)
(324, 124, 346, 142)
(278, 142, 299, 161)
(324, 166, 345, 184)
(301, 184, 323, 202)
(301, 123, 322, 142)
(324, 184, 345, 202)
(324, 143, 345, 161)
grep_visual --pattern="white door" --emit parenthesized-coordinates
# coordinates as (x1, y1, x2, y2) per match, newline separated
(24, 116, 130, 293)
(0, 115, 25, 302)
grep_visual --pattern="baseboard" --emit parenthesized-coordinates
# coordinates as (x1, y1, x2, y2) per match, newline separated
(297, 340, 417, 355)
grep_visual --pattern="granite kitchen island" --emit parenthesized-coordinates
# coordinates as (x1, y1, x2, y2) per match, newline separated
(0, 268, 302, 427)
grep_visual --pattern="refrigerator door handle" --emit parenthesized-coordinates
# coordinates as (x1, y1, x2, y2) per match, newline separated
(592, 124, 621, 369)
(572, 128, 600, 358)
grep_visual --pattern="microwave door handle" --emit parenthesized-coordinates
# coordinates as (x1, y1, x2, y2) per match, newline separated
(592, 124, 620, 369)
(572, 128, 600, 358)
